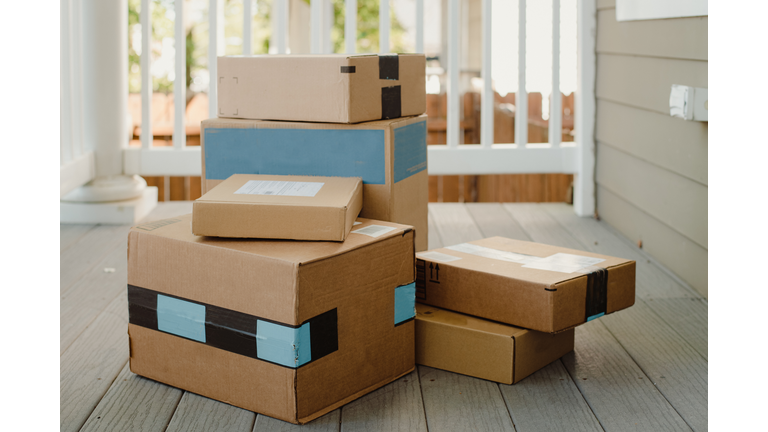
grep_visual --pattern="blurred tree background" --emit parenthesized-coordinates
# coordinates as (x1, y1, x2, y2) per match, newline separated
(128, 0, 409, 96)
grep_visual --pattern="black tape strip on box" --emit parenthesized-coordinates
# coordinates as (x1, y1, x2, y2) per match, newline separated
(340, 66, 356, 73)
(127, 285, 338, 367)
(381, 86, 402, 120)
(379, 54, 399, 80)
(584, 267, 608, 321)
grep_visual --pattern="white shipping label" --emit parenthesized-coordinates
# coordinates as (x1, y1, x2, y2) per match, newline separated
(234, 180, 324, 197)
(416, 251, 462, 263)
(351, 225, 397, 238)
(446, 243, 538, 264)
(522, 253, 606, 274)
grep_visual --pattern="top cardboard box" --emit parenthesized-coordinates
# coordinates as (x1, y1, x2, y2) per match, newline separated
(217, 54, 426, 123)
(192, 174, 363, 241)
(415, 237, 636, 333)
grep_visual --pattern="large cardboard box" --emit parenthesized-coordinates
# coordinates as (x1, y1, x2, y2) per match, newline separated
(192, 174, 363, 241)
(201, 115, 428, 251)
(217, 54, 426, 123)
(127, 214, 417, 424)
(415, 304, 574, 384)
(415, 237, 636, 333)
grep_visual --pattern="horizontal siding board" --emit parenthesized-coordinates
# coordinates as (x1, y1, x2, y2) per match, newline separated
(596, 54, 708, 115)
(596, 142, 707, 248)
(596, 99, 708, 185)
(597, 185, 708, 297)
(597, 9, 708, 60)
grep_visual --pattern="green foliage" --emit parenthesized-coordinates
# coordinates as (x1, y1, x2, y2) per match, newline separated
(331, 0, 409, 54)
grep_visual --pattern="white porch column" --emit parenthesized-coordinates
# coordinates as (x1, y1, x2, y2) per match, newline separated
(61, 0, 156, 224)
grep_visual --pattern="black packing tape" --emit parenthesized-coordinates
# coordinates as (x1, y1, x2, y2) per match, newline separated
(381, 86, 402, 120)
(127, 285, 338, 367)
(584, 267, 608, 321)
(379, 54, 399, 80)
(340, 66, 356, 73)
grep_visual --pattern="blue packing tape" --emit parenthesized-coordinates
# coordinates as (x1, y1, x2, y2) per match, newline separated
(394, 282, 417, 325)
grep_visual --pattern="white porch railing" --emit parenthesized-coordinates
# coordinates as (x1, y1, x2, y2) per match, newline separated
(61, 0, 596, 217)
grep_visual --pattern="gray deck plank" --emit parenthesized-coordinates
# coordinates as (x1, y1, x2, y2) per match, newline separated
(540, 203, 697, 299)
(60, 224, 131, 293)
(505, 203, 698, 431)
(253, 410, 340, 431)
(427, 210, 443, 250)
(645, 298, 708, 359)
(60, 294, 129, 432)
(465, 203, 531, 241)
(341, 371, 427, 432)
(428, 203, 485, 246)
(563, 321, 691, 431)
(166, 392, 255, 432)
(499, 361, 603, 432)
(60, 239, 126, 354)
(599, 301, 707, 431)
(419, 366, 515, 432)
(79, 364, 183, 432)
(61, 223, 95, 252)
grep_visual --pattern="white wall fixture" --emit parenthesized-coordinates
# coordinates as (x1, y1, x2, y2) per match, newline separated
(616, 0, 707, 22)
(669, 84, 708, 122)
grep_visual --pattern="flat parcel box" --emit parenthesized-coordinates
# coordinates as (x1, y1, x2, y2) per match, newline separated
(415, 237, 636, 333)
(217, 54, 426, 123)
(192, 174, 363, 241)
(415, 304, 574, 384)
(127, 215, 417, 424)
(201, 115, 428, 251)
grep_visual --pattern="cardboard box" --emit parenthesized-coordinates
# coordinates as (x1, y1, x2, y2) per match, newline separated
(127, 214, 417, 424)
(415, 304, 574, 384)
(415, 237, 636, 333)
(192, 174, 363, 241)
(201, 115, 428, 251)
(217, 54, 426, 123)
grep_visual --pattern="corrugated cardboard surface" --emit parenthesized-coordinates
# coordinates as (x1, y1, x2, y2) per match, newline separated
(217, 54, 426, 123)
(201, 115, 428, 251)
(192, 174, 363, 241)
(415, 237, 636, 333)
(127, 214, 416, 423)
(414, 304, 574, 384)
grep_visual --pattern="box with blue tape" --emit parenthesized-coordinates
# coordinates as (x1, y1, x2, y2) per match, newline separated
(216, 53, 426, 124)
(415, 237, 636, 333)
(127, 214, 416, 424)
(201, 114, 428, 251)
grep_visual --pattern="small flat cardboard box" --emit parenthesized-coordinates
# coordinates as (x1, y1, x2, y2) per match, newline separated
(217, 54, 426, 123)
(415, 304, 574, 384)
(127, 214, 417, 424)
(415, 237, 636, 333)
(201, 115, 428, 251)
(192, 174, 363, 241)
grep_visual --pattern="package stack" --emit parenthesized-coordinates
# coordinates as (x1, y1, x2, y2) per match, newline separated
(413, 237, 636, 384)
(127, 54, 427, 425)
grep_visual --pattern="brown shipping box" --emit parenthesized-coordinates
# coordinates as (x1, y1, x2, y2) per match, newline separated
(415, 304, 574, 384)
(192, 174, 363, 241)
(201, 115, 428, 251)
(127, 214, 417, 424)
(415, 237, 636, 333)
(217, 54, 426, 123)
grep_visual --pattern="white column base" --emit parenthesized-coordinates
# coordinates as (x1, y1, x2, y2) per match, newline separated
(60, 186, 158, 225)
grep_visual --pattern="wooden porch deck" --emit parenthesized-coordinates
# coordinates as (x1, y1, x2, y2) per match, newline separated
(60, 202, 707, 432)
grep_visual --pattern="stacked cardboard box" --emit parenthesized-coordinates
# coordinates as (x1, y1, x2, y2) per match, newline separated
(128, 53, 428, 424)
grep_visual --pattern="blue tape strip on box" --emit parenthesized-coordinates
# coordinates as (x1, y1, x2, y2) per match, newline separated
(204, 128, 386, 184)
(394, 282, 417, 325)
(394, 121, 427, 183)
